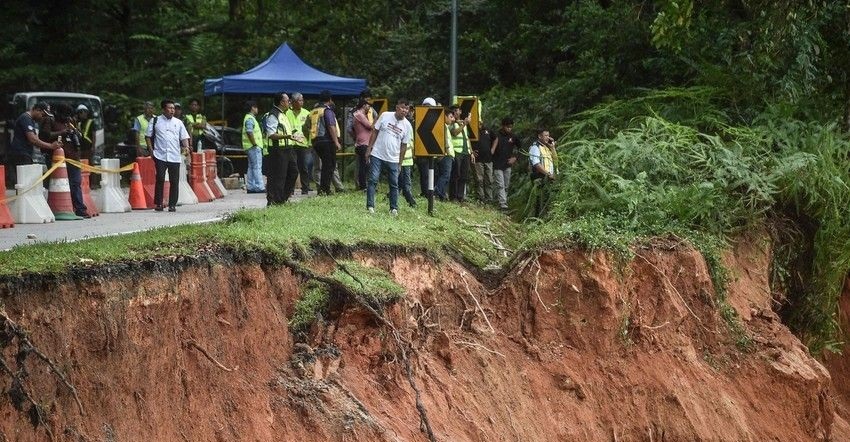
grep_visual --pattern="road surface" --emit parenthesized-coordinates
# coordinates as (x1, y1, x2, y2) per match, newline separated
(1, 188, 311, 251)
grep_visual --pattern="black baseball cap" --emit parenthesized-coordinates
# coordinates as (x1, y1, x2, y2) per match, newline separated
(33, 101, 54, 117)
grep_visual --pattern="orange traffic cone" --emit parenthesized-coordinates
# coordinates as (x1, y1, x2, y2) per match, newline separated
(46, 147, 82, 220)
(129, 162, 149, 210)
(0, 165, 14, 228)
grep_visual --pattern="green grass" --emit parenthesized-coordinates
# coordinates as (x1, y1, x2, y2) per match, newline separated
(0, 192, 520, 277)
(331, 260, 405, 306)
(289, 281, 330, 332)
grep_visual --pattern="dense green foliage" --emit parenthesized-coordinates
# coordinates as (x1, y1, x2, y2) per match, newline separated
(520, 87, 850, 353)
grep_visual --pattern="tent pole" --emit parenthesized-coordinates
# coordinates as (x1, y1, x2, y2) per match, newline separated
(221, 95, 226, 125)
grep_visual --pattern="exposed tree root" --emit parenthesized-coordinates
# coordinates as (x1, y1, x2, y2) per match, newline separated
(0, 310, 85, 417)
(0, 357, 54, 441)
(456, 218, 513, 257)
(459, 272, 495, 333)
(186, 340, 237, 372)
(289, 249, 437, 442)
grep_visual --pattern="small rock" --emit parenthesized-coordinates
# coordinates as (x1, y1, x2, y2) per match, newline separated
(26, 234, 36, 239)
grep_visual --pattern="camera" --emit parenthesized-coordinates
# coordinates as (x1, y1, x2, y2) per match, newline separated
(64, 128, 81, 148)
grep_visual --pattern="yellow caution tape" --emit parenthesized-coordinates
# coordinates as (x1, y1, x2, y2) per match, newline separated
(0, 162, 61, 205)
(64, 158, 136, 174)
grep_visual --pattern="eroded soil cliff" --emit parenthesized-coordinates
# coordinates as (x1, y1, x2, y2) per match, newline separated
(0, 241, 838, 441)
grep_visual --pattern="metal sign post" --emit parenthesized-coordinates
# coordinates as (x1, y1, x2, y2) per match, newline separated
(414, 105, 447, 216)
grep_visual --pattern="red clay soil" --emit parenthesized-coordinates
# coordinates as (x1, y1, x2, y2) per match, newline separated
(823, 276, 850, 439)
(0, 242, 837, 441)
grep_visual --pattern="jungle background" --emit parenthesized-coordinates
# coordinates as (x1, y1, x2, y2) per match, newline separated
(1, 0, 849, 353)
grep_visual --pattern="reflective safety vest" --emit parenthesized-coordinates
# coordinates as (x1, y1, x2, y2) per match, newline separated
(451, 122, 470, 154)
(539, 143, 555, 175)
(286, 108, 310, 148)
(242, 113, 265, 154)
(78, 118, 93, 147)
(265, 108, 294, 149)
(307, 105, 340, 142)
(185, 113, 205, 137)
(444, 123, 455, 158)
(402, 142, 413, 166)
(136, 114, 151, 147)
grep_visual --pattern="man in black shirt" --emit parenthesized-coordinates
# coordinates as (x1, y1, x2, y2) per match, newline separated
(491, 117, 520, 210)
(473, 123, 494, 203)
(7, 102, 62, 186)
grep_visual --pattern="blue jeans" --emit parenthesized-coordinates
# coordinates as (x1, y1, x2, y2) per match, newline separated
(246, 146, 264, 192)
(366, 156, 399, 211)
(434, 155, 453, 200)
(295, 148, 314, 192)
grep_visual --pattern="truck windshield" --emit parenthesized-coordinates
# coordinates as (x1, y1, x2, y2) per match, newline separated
(26, 96, 103, 131)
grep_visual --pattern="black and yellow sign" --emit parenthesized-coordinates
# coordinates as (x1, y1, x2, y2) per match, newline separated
(370, 97, 388, 116)
(414, 106, 446, 157)
(454, 96, 480, 142)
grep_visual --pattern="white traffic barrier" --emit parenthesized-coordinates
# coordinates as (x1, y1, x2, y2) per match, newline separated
(177, 156, 198, 205)
(211, 156, 228, 197)
(11, 164, 55, 224)
(99, 159, 131, 213)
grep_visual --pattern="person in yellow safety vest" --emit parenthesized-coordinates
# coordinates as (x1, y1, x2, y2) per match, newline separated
(242, 100, 266, 193)
(434, 107, 456, 200)
(286, 92, 314, 195)
(185, 98, 207, 151)
(264, 92, 301, 205)
(529, 128, 558, 217)
(449, 104, 474, 202)
(131, 101, 155, 157)
(398, 113, 417, 207)
(75, 104, 94, 161)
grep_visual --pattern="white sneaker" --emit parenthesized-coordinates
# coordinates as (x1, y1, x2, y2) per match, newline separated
(390, 209, 398, 217)
(368, 207, 375, 214)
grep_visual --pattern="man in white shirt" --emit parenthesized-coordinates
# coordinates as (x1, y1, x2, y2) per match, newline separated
(145, 100, 190, 212)
(364, 99, 413, 215)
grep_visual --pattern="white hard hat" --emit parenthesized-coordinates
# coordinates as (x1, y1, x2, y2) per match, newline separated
(422, 97, 437, 106)
(76, 104, 89, 112)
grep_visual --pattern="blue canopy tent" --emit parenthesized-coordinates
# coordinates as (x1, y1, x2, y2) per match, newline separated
(204, 43, 367, 96)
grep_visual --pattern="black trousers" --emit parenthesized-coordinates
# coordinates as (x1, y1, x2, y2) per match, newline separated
(266, 147, 298, 205)
(294, 148, 313, 192)
(313, 140, 336, 195)
(355, 145, 368, 190)
(449, 153, 471, 202)
(154, 157, 180, 208)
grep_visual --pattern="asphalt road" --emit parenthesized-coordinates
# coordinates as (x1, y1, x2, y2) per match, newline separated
(1, 188, 310, 251)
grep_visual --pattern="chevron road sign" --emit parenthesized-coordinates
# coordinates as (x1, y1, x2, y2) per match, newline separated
(414, 106, 447, 157)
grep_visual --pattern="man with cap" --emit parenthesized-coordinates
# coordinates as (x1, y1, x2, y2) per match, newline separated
(131, 101, 155, 157)
(75, 104, 95, 162)
(6, 102, 62, 186)
(41, 103, 90, 218)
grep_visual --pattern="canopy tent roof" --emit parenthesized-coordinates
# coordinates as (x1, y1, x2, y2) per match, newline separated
(204, 43, 366, 96)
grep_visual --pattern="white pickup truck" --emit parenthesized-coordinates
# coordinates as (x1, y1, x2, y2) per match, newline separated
(2, 91, 106, 164)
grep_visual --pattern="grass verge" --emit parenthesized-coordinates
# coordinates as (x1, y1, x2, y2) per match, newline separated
(0, 192, 520, 278)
